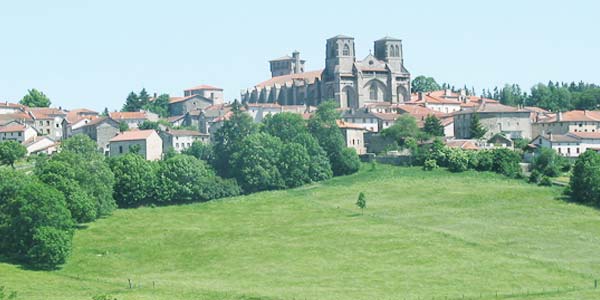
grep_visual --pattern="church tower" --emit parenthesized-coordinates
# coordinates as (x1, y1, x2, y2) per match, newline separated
(324, 35, 356, 81)
(374, 37, 403, 72)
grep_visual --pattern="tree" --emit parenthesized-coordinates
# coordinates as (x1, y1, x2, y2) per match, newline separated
(231, 133, 285, 193)
(138, 120, 160, 131)
(531, 148, 564, 177)
(291, 133, 333, 182)
(143, 93, 170, 118)
(423, 114, 444, 137)
(0, 141, 27, 168)
(568, 150, 600, 206)
(182, 141, 214, 162)
(308, 101, 360, 176)
(101, 107, 109, 117)
(212, 101, 257, 177)
(119, 122, 129, 132)
(491, 148, 522, 178)
(278, 143, 311, 188)
(381, 114, 421, 145)
(60, 134, 98, 155)
(109, 154, 158, 207)
(469, 114, 487, 139)
(411, 76, 441, 93)
(447, 148, 469, 172)
(122, 91, 140, 112)
(138, 88, 150, 108)
(0, 170, 73, 269)
(356, 192, 366, 215)
(19, 89, 51, 107)
(262, 112, 307, 142)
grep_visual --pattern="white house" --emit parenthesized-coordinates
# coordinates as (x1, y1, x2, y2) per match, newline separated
(160, 129, 209, 153)
(532, 132, 600, 157)
(23, 136, 58, 155)
(0, 122, 38, 143)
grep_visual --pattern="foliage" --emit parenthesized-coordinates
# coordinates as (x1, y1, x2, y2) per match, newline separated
(469, 114, 487, 139)
(447, 148, 469, 172)
(19, 89, 51, 107)
(212, 101, 257, 177)
(528, 169, 541, 184)
(231, 133, 285, 193)
(118, 122, 129, 132)
(0, 286, 17, 300)
(61, 134, 99, 155)
(278, 143, 311, 188)
(109, 154, 158, 207)
(291, 133, 333, 182)
(182, 141, 214, 162)
(423, 159, 438, 171)
(568, 150, 600, 206)
(411, 76, 441, 93)
(381, 114, 422, 145)
(308, 101, 359, 176)
(143, 93, 170, 118)
(0, 170, 73, 269)
(122, 89, 150, 113)
(475, 150, 494, 171)
(539, 176, 553, 187)
(356, 192, 366, 215)
(262, 112, 307, 142)
(531, 148, 565, 177)
(423, 114, 444, 137)
(490, 148, 522, 178)
(138, 120, 161, 131)
(0, 141, 27, 168)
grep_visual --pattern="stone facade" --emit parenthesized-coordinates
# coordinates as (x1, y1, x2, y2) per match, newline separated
(454, 103, 533, 140)
(242, 35, 411, 109)
(109, 130, 163, 161)
(80, 117, 121, 154)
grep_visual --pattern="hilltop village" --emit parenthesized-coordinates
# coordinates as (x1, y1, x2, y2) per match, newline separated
(2, 35, 599, 160)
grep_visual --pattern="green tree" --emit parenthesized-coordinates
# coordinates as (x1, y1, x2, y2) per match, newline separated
(19, 89, 51, 107)
(262, 112, 307, 142)
(423, 114, 444, 137)
(0, 141, 27, 168)
(411, 76, 441, 93)
(568, 150, 600, 206)
(60, 134, 98, 155)
(143, 93, 170, 118)
(0, 170, 73, 269)
(532, 148, 564, 177)
(212, 101, 257, 177)
(447, 148, 470, 172)
(118, 122, 129, 132)
(138, 120, 160, 130)
(291, 133, 333, 182)
(109, 154, 158, 207)
(278, 143, 311, 188)
(469, 114, 487, 139)
(491, 148, 522, 178)
(138, 88, 150, 108)
(156, 155, 225, 203)
(231, 133, 285, 193)
(356, 192, 366, 215)
(122, 91, 140, 112)
(381, 114, 421, 145)
(182, 141, 214, 162)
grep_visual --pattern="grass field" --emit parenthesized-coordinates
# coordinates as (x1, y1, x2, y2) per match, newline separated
(1, 165, 600, 300)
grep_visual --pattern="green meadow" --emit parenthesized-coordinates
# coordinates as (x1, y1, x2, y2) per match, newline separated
(1, 165, 599, 300)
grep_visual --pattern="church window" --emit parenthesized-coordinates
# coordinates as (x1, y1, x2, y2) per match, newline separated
(343, 44, 350, 56)
(370, 83, 378, 101)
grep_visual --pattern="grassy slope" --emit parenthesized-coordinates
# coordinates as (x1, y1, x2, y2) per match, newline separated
(1, 165, 599, 300)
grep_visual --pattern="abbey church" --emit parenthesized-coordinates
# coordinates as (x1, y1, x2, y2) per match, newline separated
(241, 35, 411, 109)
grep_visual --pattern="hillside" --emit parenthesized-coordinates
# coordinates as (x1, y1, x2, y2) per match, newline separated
(1, 165, 600, 300)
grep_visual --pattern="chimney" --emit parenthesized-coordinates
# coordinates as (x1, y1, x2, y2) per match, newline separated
(445, 89, 452, 97)
(292, 51, 301, 74)
(584, 110, 588, 116)
(418, 92, 425, 101)
(557, 111, 562, 122)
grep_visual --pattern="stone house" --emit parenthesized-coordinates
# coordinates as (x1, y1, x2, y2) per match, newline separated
(532, 110, 600, 137)
(109, 130, 163, 161)
(0, 102, 26, 115)
(28, 107, 66, 140)
(80, 117, 121, 154)
(23, 136, 58, 155)
(160, 129, 209, 153)
(532, 132, 600, 157)
(337, 120, 369, 154)
(453, 102, 533, 140)
(183, 85, 224, 104)
(0, 122, 38, 143)
(109, 111, 158, 129)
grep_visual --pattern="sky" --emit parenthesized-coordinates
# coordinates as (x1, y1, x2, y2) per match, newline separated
(0, 0, 598, 111)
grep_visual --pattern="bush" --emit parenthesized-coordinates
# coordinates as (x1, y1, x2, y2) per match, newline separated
(278, 143, 311, 188)
(568, 150, 600, 205)
(491, 148, 522, 178)
(109, 154, 158, 207)
(423, 159, 438, 171)
(332, 147, 361, 176)
(532, 148, 562, 177)
(475, 150, 494, 171)
(447, 149, 469, 172)
(157, 155, 223, 203)
(529, 169, 541, 184)
(26, 226, 73, 270)
(539, 176, 553, 186)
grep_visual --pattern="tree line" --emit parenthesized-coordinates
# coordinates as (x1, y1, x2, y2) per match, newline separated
(0, 101, 360, 270)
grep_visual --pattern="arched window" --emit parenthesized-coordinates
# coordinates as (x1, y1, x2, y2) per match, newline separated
(343, 44, 350, 56)
(395, 45, 400, 57)
(370, 83, 378, 101)
(389, 45, 394, 57)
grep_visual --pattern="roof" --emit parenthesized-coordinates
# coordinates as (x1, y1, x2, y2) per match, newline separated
(455, 101, 531, 115)
(269, 55, 293, 62)
(22, 135, 55, 147)
(109, 130, 157, 142)
(167, 115, 185, 123)
(329, 34, 353, 39)
(537, 110, 600, 123)
(82, 117, 119, 128)
(336, 120, 370, 131)
(247, 103, 282, 109)
(109, 111, 147, 120)
(0, 112, 33, 124)
(0, 102, 25, 109)
(376, 36, 401, 41)
(184, 84, 223, 92)
(445, 139, 480, 150)
(372, 112, 401, 121)
(168, 94, 213, 104)
(0, 124, 27, 133)
(255, 70, 323, 88)
(27, 107, 66, 117)
(570, 132, 600, 139)
(395, 104, 446, 118)
(212, 111, 234, 123)
(163, 129, 206, 137)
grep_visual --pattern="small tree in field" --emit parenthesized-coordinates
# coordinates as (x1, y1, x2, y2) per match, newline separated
(356, 192, 366, 215)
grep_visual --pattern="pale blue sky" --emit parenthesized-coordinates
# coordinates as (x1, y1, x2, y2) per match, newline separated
(0, 0, 598, 111)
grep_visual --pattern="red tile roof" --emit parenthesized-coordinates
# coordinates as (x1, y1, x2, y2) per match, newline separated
(109, 111, 147, 120)
(255, 70, 323, 88)
(184, 84, 223, 91)
(336, 120, 371, 131)
(537, 110, 600, 123)
(570, 132, 600, 139)
(0, 124, 27, 133)
(109, 130, 157, 142)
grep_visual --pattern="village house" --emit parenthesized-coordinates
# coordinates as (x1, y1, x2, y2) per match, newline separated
(169, 85, 224, 117)
(109, 111, 158, 129)
(532, 132, 600, 157)
(80, 117, 121, 154)
(0, 102, 26, 115)
(337, 120, 369, 154)
(23, 135, 58, 155)
(160, 129, 209, 153)
(532, 110, 600, 137)
(0, 122, 38, 143)
(109, 130, 163, 161)
(27, 107, 66, 140)
(453, 101, 533, 140)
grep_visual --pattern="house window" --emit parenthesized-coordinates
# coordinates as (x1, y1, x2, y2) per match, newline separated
(18, 132, 22, 137)
(119, 146, 123, 154)
(343, 44, 350, 56)
(46, 121, 50, 126)
(176, 143, 179, 148)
